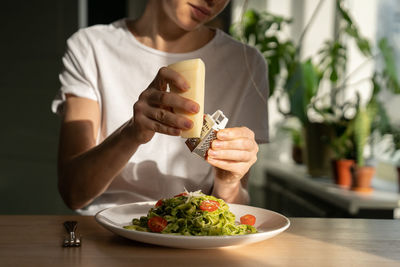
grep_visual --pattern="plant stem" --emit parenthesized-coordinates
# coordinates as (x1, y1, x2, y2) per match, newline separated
(312, 77, 372, 109)
(297, 0, 326, 55)
(333, 77, 372, 92)
(238, 0, 249, 42)
(340, 54, 378, 89)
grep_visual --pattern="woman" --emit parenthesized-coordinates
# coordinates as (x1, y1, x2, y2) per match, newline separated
(52, 0, 269, 215)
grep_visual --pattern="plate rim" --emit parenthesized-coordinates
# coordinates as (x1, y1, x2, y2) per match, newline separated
(95, 201, 290, 242)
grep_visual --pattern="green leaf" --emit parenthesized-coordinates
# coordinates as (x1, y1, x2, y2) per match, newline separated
(337, 0, 371, 57)
(302, 59, 321, 101)
(336, 0, 353, 25)
(356, 37, 372, 56)
(353, 108, 371, 166)
(372, 101, 391, 135)
(230, 9, 295, 99)
(329, 119, 355, 159)
(284, 60, 321, 124)
(285, 62, 307, 124)
(317, 40, 346, 83)
(330, 69, 338, 82)
(378, 38, 400, 93)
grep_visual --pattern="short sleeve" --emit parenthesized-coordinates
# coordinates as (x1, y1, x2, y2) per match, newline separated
(51, 30, 100, 115)
(237, 48, 269, 144)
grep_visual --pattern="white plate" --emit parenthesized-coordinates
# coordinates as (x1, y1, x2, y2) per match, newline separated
(95, 202, 290, 249)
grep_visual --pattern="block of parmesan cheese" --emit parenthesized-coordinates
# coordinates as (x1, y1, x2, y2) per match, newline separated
(168, 58, 205, 138)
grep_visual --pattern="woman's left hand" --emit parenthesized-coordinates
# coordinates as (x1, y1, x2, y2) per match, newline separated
(207, 127, 259, 183)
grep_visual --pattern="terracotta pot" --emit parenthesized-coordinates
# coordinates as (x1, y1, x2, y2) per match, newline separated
(351, 166, 375, 193)
(333, 159, 355, 189)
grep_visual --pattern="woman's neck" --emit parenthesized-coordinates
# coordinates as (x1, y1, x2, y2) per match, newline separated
(127, 1, 214, 53)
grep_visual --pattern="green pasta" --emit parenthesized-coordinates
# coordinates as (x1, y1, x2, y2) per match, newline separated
(123, 191, 257, 236)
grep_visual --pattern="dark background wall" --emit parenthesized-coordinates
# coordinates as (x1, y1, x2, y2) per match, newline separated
(88, 0, 127, 26)
(0, 0, 139, 214)
(0, 0, 79, 214)
(0, 0, 129, 214)
(0, 0, 231, 214)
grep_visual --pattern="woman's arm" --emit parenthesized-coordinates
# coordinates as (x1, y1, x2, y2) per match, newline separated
(58, 96, 142, 210)
(58, 67, 199, 210)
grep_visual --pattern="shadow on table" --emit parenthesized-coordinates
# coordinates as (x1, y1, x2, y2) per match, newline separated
(94, 234, 280, 267)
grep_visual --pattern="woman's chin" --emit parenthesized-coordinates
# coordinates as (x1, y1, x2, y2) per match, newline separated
(181, 22, 206, 32)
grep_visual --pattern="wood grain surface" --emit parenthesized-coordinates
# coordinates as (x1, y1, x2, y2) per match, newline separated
(0, 216, 399, 267)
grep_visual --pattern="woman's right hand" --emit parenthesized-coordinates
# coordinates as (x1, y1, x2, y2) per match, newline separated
(57, 67, 199, 209)
(128, 67, 200, 144)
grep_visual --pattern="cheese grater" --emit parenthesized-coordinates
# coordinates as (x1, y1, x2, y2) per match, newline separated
(185, 110, 228, 158)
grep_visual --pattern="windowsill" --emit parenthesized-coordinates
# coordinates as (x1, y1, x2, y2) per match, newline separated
(257, 160, 400, 217)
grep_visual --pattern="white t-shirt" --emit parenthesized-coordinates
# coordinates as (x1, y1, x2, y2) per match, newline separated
(52, 19, 269, 215)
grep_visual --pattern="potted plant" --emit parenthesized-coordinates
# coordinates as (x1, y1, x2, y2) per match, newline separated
(335, 40, 400, 190)
(231, 0, 369, 176)
(348, 104, 375, 192)
(231, 0, 400, 181)
(330, 118, 355, 188)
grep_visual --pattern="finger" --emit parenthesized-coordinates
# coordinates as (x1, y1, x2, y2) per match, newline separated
(207, 149, 254, 162)
(217, 127, 255, 141)
(153, 67, 190, 92)
(211, 138, 255, 151)
(138, 115, 182, 136)
(146, 88, 200, 114)
(144, 106, 193, 130)
(207, 157, 249, 174)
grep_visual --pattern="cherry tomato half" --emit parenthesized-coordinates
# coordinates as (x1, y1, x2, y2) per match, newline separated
(155, 199, 163, 207)
(174, 192, 188, 197)
(147, 216, 168, 233)
(199, 200, 220, 212)
(240, 214, 256, 226)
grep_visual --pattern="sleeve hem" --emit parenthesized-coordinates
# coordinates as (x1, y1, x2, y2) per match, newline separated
(253, 129, 269, 144)
(51, 86, 99, 115)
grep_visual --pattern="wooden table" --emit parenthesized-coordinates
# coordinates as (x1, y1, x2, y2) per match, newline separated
(1, 215, 399, 266)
